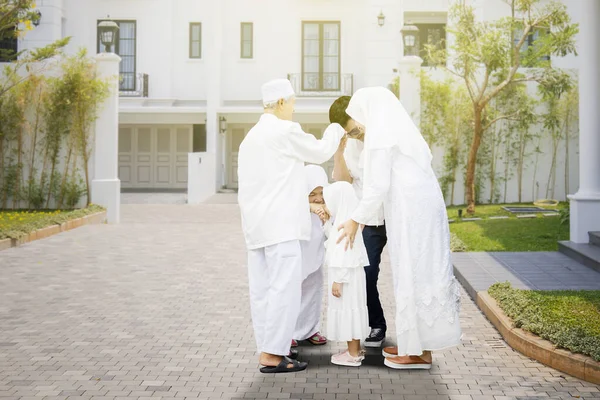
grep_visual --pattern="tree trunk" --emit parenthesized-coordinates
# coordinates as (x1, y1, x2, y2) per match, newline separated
(466, 106, 483, 214)
(58, 140, 74, 209)
(0, 137, 5, 209)
(14, 125, 23, 210)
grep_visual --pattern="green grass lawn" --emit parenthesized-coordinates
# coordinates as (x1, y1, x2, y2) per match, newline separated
(489, 282, 600, 362)
(447, 203, 569, 252)
(0, 204, 104, 240)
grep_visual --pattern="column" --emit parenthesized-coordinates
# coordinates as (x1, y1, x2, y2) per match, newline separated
(568, 0, 600, 243)
(398, 56, 423, 128)
(204, 1, 222, 193)
(91, 53, 121, 224)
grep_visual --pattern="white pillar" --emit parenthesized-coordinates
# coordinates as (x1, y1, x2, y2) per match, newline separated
(91, 53, 121, 224)
(568, 0, 600, 243)
(398, 55, 423, 128)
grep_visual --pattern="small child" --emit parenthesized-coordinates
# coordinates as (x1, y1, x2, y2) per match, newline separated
(293, 165, 330, 347)
(322, 181, 370, 367)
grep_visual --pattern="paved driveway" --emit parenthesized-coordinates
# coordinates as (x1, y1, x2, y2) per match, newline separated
(0, 201, 598, 400)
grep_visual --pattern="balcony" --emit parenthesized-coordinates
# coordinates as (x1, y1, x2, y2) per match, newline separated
(119, 73, 148, 98)
(287, 73, 353, 97)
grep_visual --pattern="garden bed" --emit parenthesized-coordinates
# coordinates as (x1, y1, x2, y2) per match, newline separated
(0, 204, 105, 246)
(489, 282, 600, 362)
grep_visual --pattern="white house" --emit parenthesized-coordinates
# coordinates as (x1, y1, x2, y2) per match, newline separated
(8, 0, 600, 244)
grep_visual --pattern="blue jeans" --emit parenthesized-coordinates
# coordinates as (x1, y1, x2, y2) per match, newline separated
(362, 224, 387, 332)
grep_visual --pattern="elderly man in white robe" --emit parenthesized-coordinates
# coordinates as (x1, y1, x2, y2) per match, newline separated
(238, 78, 345, 373)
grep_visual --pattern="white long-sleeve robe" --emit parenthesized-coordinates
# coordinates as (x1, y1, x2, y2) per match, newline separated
(351, 148, 462, 356)
(238, 114, 345, 250)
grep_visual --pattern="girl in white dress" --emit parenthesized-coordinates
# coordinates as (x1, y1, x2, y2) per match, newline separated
(323, 181, 371, 367)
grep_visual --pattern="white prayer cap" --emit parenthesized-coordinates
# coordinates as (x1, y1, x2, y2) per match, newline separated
(261, 79, 295, 105)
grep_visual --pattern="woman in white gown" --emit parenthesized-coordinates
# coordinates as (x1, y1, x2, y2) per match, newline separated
(336, 87, 461, 369)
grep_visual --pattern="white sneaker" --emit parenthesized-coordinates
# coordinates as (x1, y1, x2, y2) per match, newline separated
(331, 350, 366, 367)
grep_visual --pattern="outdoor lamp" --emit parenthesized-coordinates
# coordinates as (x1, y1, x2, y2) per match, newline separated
(32, 10, 42, 27)
(401, 23, 419, 56)
(219, 116, 227, 134)
(377, 10, 385, 27)
(98, 18, 119, 53)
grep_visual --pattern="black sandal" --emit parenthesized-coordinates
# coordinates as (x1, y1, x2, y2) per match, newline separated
(259, 356, 308, 374)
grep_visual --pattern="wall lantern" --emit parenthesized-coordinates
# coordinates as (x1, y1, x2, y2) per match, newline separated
(98, 17, 119, 53)
(219, 116, 227, 134)
(32, 10, 42, 27)
(401, 23, 419, 56)
(377, 10, 385, 27)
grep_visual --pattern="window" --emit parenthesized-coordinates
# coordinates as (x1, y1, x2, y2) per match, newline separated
(414, 23, 446, 67)
(0, 27, 18, 62)
(97, 20, 136, 91)
(517, 28, 550, 67)
(302, 21, 340, 91)
(193, 124, 207, 152)
(189, 23, 202, 59)
(240, 23, 253, 59)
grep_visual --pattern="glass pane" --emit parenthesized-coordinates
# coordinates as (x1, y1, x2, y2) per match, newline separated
(323, 56, 339, 73)
(120, 22, 135, 40)
(242, 41, 252, 58)
(191, 43, 201, 58)
(242, 23, 252, 39)
(303, 39, 320, 56)
(191, 24, 201, 41)
(323, 23, 339, 40)
(303, 23, 319, 40)
(303, 56, 319, 73)
(323, 39, 339, 56)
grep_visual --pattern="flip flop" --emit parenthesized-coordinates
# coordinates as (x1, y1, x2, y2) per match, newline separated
(306, 332, 327, 346)
(288, 349, 298, 359)
(259, 356, 308, 374)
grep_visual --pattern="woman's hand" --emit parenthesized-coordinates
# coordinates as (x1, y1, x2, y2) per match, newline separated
(337, 219, 359, 250)
(310, 203, 330, 223)
(332, 282, 343, 298)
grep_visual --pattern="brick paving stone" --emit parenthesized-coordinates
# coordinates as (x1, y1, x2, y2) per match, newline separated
(1, 201, 599, 400)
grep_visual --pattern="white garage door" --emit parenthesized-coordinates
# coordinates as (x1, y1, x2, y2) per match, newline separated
(118, 125, 192, 189)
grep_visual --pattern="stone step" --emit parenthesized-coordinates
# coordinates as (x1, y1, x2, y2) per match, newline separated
(558, 240, 600, 274)
(589, 232, 600, 247)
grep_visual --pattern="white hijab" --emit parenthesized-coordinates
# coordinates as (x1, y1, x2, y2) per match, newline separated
(345, 86, 433, 174)
(323, 182, 368, 269)
(305, 164, 329, 195)
(301, 165, 328, 279)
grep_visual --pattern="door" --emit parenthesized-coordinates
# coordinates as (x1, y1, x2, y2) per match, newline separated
(175, 127, 192, 188)
(155, 127, 172, 187)
(118, 127, 134, 188)
(135, 127, 153, 188)
(227, 125, 249, 189)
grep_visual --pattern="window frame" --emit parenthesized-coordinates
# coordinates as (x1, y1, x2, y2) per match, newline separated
(189, 22, 202, 59)
(413, 23, 447, 67)
(240, 22, 253, 59)
(96, 19, 137, 91)
(301, 21, 341, 92)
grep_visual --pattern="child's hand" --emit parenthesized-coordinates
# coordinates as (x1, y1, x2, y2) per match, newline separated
(332, 282, 343, 298)
(310, 203, 330, 223)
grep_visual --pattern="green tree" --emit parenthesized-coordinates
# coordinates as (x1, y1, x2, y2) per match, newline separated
(428, 0, 578, 213)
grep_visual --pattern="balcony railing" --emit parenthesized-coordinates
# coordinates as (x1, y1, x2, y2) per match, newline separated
(287, 73, 353, 97)
(119, 73, 149, 97)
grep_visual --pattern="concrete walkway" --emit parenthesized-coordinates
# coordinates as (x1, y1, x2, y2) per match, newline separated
(1, 201, 599, 400)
